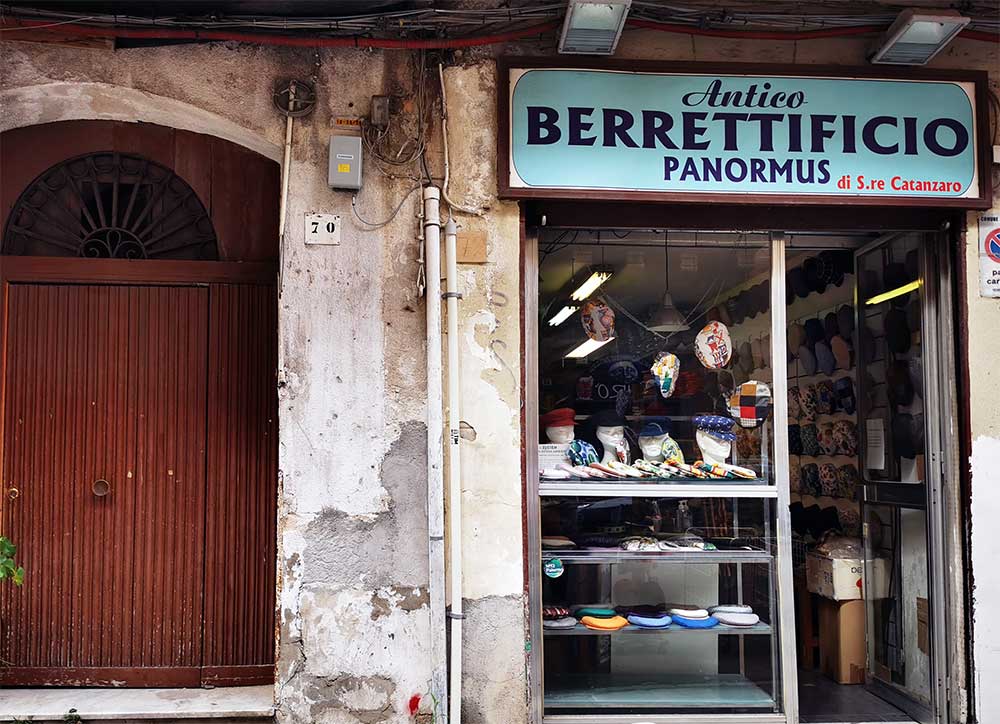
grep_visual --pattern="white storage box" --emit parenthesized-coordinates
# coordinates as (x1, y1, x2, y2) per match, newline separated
(806, 552, 889, 601)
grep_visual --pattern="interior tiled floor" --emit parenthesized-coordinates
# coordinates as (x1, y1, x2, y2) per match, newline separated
(798, 669, 914, 723)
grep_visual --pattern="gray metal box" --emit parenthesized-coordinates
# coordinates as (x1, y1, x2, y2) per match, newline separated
(328, 135, 362, 190)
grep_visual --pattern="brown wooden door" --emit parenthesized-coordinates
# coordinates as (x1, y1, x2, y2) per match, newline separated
(0, 283, 210, 686)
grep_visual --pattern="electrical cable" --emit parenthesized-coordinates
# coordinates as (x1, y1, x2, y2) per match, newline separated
(352, 184, 422, 229)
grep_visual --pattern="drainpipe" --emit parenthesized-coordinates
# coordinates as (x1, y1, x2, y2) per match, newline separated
(423, 187, 448, 720)
(443, 217, 464, 724)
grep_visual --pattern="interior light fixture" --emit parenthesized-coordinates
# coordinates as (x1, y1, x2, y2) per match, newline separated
(649, 242, 689, 333)
(870, 8, 970, 65)
(865, 280, 921, 306)
(565, 336, 615, 359)
(558, 0, 632, 55)
(570, 267, 613, 301)
(548, 304, 579, 327)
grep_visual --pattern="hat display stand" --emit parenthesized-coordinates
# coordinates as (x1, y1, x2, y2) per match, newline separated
(785, 254, 863, 550)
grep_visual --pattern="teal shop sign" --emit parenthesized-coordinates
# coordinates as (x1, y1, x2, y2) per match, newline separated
(503, 65, 986, 204)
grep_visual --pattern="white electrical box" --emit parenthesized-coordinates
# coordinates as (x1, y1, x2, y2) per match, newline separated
(328, 135, 362, 190)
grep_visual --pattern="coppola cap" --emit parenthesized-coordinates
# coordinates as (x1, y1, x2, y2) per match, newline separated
(540, 407, 576, 428)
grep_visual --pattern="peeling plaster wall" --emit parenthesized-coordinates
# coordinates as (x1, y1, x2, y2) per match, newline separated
(2, 22, 1000, 724)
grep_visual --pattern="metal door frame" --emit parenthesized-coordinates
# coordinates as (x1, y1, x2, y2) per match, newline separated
(853, 230, 959, 724)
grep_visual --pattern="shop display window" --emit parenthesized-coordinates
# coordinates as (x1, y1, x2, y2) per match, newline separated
(534, 231, 785, 716)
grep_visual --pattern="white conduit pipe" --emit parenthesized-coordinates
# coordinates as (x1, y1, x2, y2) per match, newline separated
(444, 217, 464, 724)
(276, 82, 296, 294)
(423, 187, 449, 720)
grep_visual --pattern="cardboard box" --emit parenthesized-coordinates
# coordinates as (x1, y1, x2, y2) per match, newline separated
(818, 598, 866, 685)
(917, 597, 929, 655)
(806, 552, 889, 601)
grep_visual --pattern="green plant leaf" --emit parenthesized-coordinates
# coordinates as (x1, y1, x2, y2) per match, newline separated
(13, 567, 24, 586)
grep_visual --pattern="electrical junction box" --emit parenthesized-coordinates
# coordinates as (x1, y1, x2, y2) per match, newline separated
(328, 135, 362, 190)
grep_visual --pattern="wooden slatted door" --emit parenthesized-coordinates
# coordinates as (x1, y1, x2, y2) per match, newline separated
(0, 284, 209, 686)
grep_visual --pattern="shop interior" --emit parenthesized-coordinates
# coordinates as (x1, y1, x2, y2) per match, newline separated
(534, 228, 936, 722)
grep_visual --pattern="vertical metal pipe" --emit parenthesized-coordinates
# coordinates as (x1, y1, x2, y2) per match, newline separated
(770, 231, 800, 720)
(423, 187, 448, 720)
(444, 217, 463, 724)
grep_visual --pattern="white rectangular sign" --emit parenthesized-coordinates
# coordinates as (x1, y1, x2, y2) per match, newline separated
(304, 213, 342, 246)
(978, 212, 1000, 298)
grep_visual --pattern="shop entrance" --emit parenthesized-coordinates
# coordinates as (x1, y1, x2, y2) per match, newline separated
(526, 215, 962, 724)
(786, 232, 953, 724)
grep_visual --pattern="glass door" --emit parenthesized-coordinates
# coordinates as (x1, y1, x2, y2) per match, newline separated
(855, 233, 948, 724)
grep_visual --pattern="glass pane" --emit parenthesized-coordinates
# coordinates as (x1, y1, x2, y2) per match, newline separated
(863, 503, 933, 707)
(856, 234, 927, 487)
(538, 231, 775, 486)
(540, 496, 778, 714)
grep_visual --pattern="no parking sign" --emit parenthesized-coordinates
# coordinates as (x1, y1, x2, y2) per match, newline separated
(980, 213, 1000, 298)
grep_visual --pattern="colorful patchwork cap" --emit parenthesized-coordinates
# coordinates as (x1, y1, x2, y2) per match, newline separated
(661, 435, 685, 464)
(694, 415, 736, 441)
(651, 352, 681, 398)
(580, 299, 615, 342)
(728, 380, 772, 428)
(694, 321, 733, 369)
(567, 439, 599, 467)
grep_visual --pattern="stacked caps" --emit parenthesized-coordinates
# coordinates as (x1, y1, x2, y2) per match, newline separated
(788, 304, 855, 376)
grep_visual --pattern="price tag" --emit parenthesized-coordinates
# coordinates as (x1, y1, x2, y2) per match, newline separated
(304, 213, 341, 246)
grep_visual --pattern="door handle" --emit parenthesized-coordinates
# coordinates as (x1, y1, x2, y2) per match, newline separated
(7, 487, 18, 500)
(92, 479, 111, 497)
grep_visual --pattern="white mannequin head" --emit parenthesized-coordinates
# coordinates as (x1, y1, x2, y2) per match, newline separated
(696, 429, 732, 466)
(545, 425, 575, 444)
(596, 425, 625, 465)
(639, 434, 669, 462)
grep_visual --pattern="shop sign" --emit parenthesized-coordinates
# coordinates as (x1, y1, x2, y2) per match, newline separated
(979, 212, 1000, 298)
(500, 63, 988, 206)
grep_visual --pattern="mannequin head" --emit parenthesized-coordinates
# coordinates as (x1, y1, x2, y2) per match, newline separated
(539, 408, 576, 445)
(638, 421, 670, 462)
(696, 429, 732, 466)
(596, 425, 625, 465)
(545, 425, 575, 444)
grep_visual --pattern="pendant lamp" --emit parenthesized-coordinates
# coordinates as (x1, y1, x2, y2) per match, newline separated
(649, 242, 689, 332)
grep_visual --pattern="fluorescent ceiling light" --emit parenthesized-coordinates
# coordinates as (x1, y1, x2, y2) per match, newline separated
(870, 9, 970, 65)
(570, 269, 613, 301)
(865, 280, 921, 306)
(559, 0, 631, 55)
(548, 304, 579, 327)
(565, 336, 614, 359)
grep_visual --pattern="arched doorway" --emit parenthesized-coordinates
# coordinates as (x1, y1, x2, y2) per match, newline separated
(0, 120, 279, 687)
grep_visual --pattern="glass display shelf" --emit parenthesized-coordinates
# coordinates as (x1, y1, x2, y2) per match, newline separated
(543, 673, 775, 709)
(539, 480, 777, 498)
(543, 549, 772, 564)
(543, 622, 773, 636)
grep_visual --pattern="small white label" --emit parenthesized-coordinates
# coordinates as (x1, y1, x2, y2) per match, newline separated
(865, 418, 885, 471)
(304, 213, 341, 246)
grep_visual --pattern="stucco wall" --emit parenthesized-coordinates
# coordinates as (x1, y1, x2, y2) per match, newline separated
(1, 21, 999, 724)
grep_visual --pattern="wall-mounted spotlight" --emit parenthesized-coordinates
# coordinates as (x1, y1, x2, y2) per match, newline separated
(558, 0, 632, 55)
(870, 8, 970, 65)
